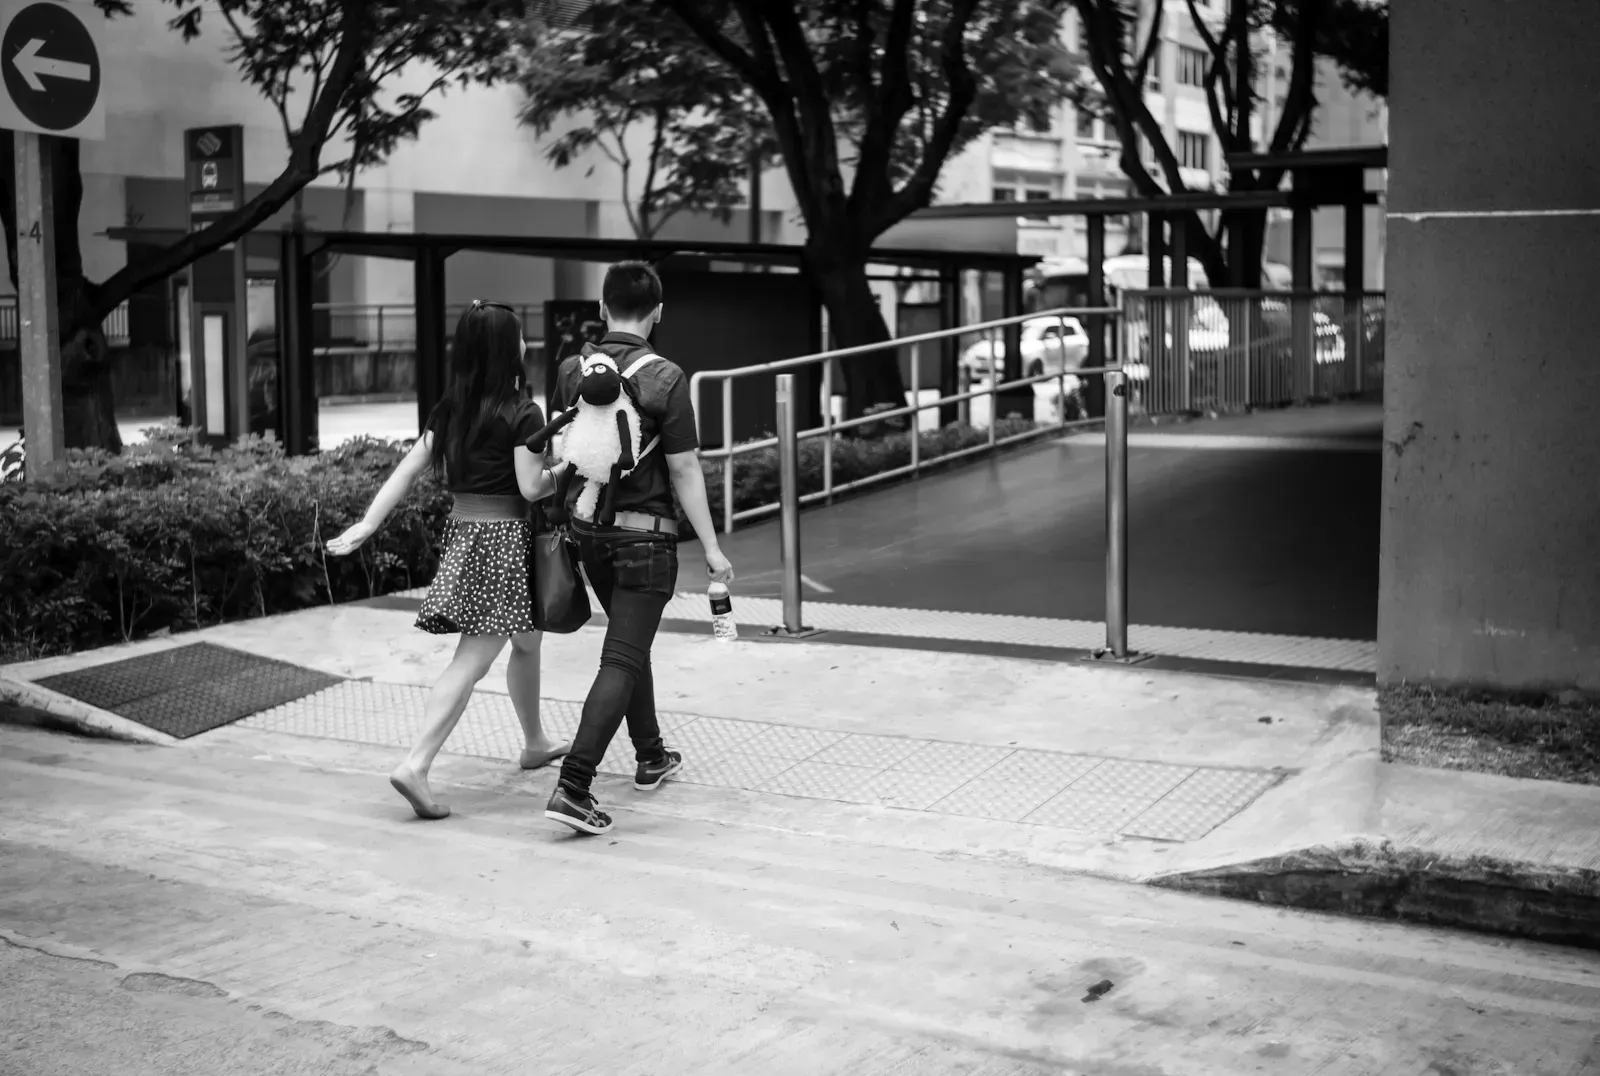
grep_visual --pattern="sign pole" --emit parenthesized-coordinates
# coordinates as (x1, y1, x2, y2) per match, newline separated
(14, 129, 63, 479)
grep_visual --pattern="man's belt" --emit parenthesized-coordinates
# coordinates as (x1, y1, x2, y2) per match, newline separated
(574, 510, 678, 537)
(612, 511, 677, 536)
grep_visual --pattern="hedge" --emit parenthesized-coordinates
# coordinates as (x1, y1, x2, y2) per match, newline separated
(1, 416, 1039, 662)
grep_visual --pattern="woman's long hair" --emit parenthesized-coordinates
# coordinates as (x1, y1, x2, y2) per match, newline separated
(427, 302, 525, 485)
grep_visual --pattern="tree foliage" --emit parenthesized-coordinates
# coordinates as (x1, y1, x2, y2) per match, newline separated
(0, 0, 529, 451)
(1063, 0, 1387, 286)
(518, 2, 777, 240)
(655, 0, 1088, 417)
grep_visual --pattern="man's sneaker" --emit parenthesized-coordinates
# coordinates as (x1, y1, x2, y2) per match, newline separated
(544, 785, 613, 835)
(634, 748, 683, 791)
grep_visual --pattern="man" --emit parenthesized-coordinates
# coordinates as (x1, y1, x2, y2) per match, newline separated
(542, 261, 735, 836)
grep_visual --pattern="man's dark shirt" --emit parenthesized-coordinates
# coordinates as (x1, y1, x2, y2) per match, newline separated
(549, 331, 699, 522)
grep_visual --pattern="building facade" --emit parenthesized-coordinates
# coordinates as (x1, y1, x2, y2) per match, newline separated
(951, 1, 1387, 287)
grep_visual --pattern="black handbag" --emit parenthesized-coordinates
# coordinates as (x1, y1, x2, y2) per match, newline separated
(529, 503, 591, 634)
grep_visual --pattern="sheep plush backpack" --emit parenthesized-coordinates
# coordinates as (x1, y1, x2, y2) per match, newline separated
(525, 345, 665, 528)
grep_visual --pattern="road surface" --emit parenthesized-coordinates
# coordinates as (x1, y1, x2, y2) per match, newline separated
(696, 405, 1384, 641)
(2, 723, 1597, 1076)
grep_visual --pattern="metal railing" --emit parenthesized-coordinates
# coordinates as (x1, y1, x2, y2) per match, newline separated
(689, 306, 1122, 536)
(691, 306, 1139, 658)
(1120, 289, 1385, 413)
(0, 299, 130, 347)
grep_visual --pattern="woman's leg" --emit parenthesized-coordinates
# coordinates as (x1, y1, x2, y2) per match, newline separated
(390, 633, 508, 819)
(507, 630, 570, 768)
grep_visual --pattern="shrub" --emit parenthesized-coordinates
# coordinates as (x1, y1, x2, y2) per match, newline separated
(0, 431, 448, 663)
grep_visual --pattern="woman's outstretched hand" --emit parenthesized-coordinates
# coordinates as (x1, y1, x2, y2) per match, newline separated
(327, 520, 377, 556)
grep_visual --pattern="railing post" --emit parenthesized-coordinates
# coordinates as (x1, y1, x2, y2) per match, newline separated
(1101, 368, 1132, 661)
(1347, 291, 1365, 395)
(768, 373, 818, 639)
(909, 339, 921, 473)
(822, 360, 834, 502)
(957, 363, 971, 428)
(721, 378, 735, 536)
(376, 305, 385, 354)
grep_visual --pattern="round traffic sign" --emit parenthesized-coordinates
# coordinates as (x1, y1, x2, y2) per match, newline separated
(2, 1, 101, 133)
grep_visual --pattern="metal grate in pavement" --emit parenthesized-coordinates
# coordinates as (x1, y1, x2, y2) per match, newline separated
(35, 643, 342, 739)
(659, 594, 1376, 672)
(240, 682, 1284, 842)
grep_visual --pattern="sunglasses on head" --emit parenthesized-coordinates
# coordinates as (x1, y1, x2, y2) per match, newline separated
(469, 299, 518, 315)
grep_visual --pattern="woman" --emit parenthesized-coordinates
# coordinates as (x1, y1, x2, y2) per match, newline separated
(327, 300, 567, 819)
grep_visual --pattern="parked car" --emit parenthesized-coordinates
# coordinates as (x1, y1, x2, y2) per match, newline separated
(959, 315, 1090, 384)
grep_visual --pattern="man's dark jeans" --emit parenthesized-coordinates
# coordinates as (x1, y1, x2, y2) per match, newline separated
(556, 523, 677, 796)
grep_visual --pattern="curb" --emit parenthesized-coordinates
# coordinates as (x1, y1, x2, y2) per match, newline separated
(0, 674, 177, 747)
(1148, 838, 1600, 951)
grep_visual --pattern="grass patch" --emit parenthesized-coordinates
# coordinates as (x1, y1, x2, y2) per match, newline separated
(1380, 684, 1600, 786)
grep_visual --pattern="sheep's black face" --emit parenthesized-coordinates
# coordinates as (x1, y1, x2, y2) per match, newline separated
(578, 357, 622, 406)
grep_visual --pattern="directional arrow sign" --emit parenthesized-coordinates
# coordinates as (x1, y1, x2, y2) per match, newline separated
(13, 36, 93, 93)
(0, 0, 104, 140)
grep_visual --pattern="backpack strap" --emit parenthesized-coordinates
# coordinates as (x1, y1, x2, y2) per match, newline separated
(620, 353, 665, 474)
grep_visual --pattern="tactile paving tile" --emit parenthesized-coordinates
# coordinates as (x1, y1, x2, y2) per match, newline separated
(41, 643, 344, 739)
(1119, 797, 1242, 842)
(928, 752, 1105, 822)
(243, 681, 424, 749)
(754, 761, 883, 804)
(1022, 789, 1151, 833)
(736, 724, 847, 760)
(866, 768, 975, 811)
(891, 740, 1015, 780)
(1159, 767, 1282, 807)
(668, 716, 772, 756)
(661, 593, 1376, 672)
(678, 750, 798, 790)
(1065, 758, 1196, 800)
(808, 733, 925, 769)
(239, 680, 1281, 843)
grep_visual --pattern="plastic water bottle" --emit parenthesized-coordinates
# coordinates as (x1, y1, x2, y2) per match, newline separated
(708, 582, 737, 641)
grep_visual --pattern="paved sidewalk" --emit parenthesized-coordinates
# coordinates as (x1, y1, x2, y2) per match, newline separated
(3, 594, 1597, 947)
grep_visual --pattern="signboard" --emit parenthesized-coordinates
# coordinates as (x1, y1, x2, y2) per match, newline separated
(0, 0, 105, 140)
(186, 124, 244, 230)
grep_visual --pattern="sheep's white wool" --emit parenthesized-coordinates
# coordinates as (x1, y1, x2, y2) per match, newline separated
(554, 395, 644, 520)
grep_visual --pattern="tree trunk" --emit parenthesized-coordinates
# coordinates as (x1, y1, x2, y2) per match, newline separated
(0, 133, 121, 453)
(802, 242, 907, 427)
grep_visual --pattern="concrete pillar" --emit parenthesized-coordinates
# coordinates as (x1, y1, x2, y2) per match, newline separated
(1380, 0, 1600, 693)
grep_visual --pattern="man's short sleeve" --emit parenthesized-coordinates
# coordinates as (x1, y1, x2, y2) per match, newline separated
(511, 398, 546, 448)
(653, 364, 699, 454)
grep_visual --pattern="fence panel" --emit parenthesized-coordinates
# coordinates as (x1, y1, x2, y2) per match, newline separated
(1121, 289, 1385, 415)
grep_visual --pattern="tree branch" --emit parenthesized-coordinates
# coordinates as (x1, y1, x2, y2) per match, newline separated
(90, 0, 370, 318)
(873, 0, 980, 233)
(849, 0, 918, 215)
(1185, 0, 1234, 139)
(1133, 0, 1165, 89)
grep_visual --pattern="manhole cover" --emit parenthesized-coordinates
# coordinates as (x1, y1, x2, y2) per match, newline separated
(36, 642, 343, 739)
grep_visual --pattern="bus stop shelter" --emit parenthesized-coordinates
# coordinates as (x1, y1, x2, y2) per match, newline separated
(271, 230, 1038, 455)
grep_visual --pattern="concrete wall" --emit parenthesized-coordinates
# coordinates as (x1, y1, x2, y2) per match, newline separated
(1379, 0, 1600, 693)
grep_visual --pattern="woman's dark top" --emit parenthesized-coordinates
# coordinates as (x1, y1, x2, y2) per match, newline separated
(426, 398, 546, 497)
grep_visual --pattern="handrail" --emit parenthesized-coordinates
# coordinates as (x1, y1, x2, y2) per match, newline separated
(686, 301, 1135, 658)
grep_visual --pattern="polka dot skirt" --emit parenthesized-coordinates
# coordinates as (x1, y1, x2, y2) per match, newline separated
(415, 518, 540, 636)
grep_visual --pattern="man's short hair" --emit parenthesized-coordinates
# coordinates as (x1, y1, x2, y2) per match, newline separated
(601, 261, 663, 321)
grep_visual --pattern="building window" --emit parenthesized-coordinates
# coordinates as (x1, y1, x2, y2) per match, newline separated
(1178, 130, 1210, 170)
(1022, 188, 1053, 221)
(1178, 45, 1208, 87)
(1076, 110, 1095, 139)
(992, 188, 1018, 202)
